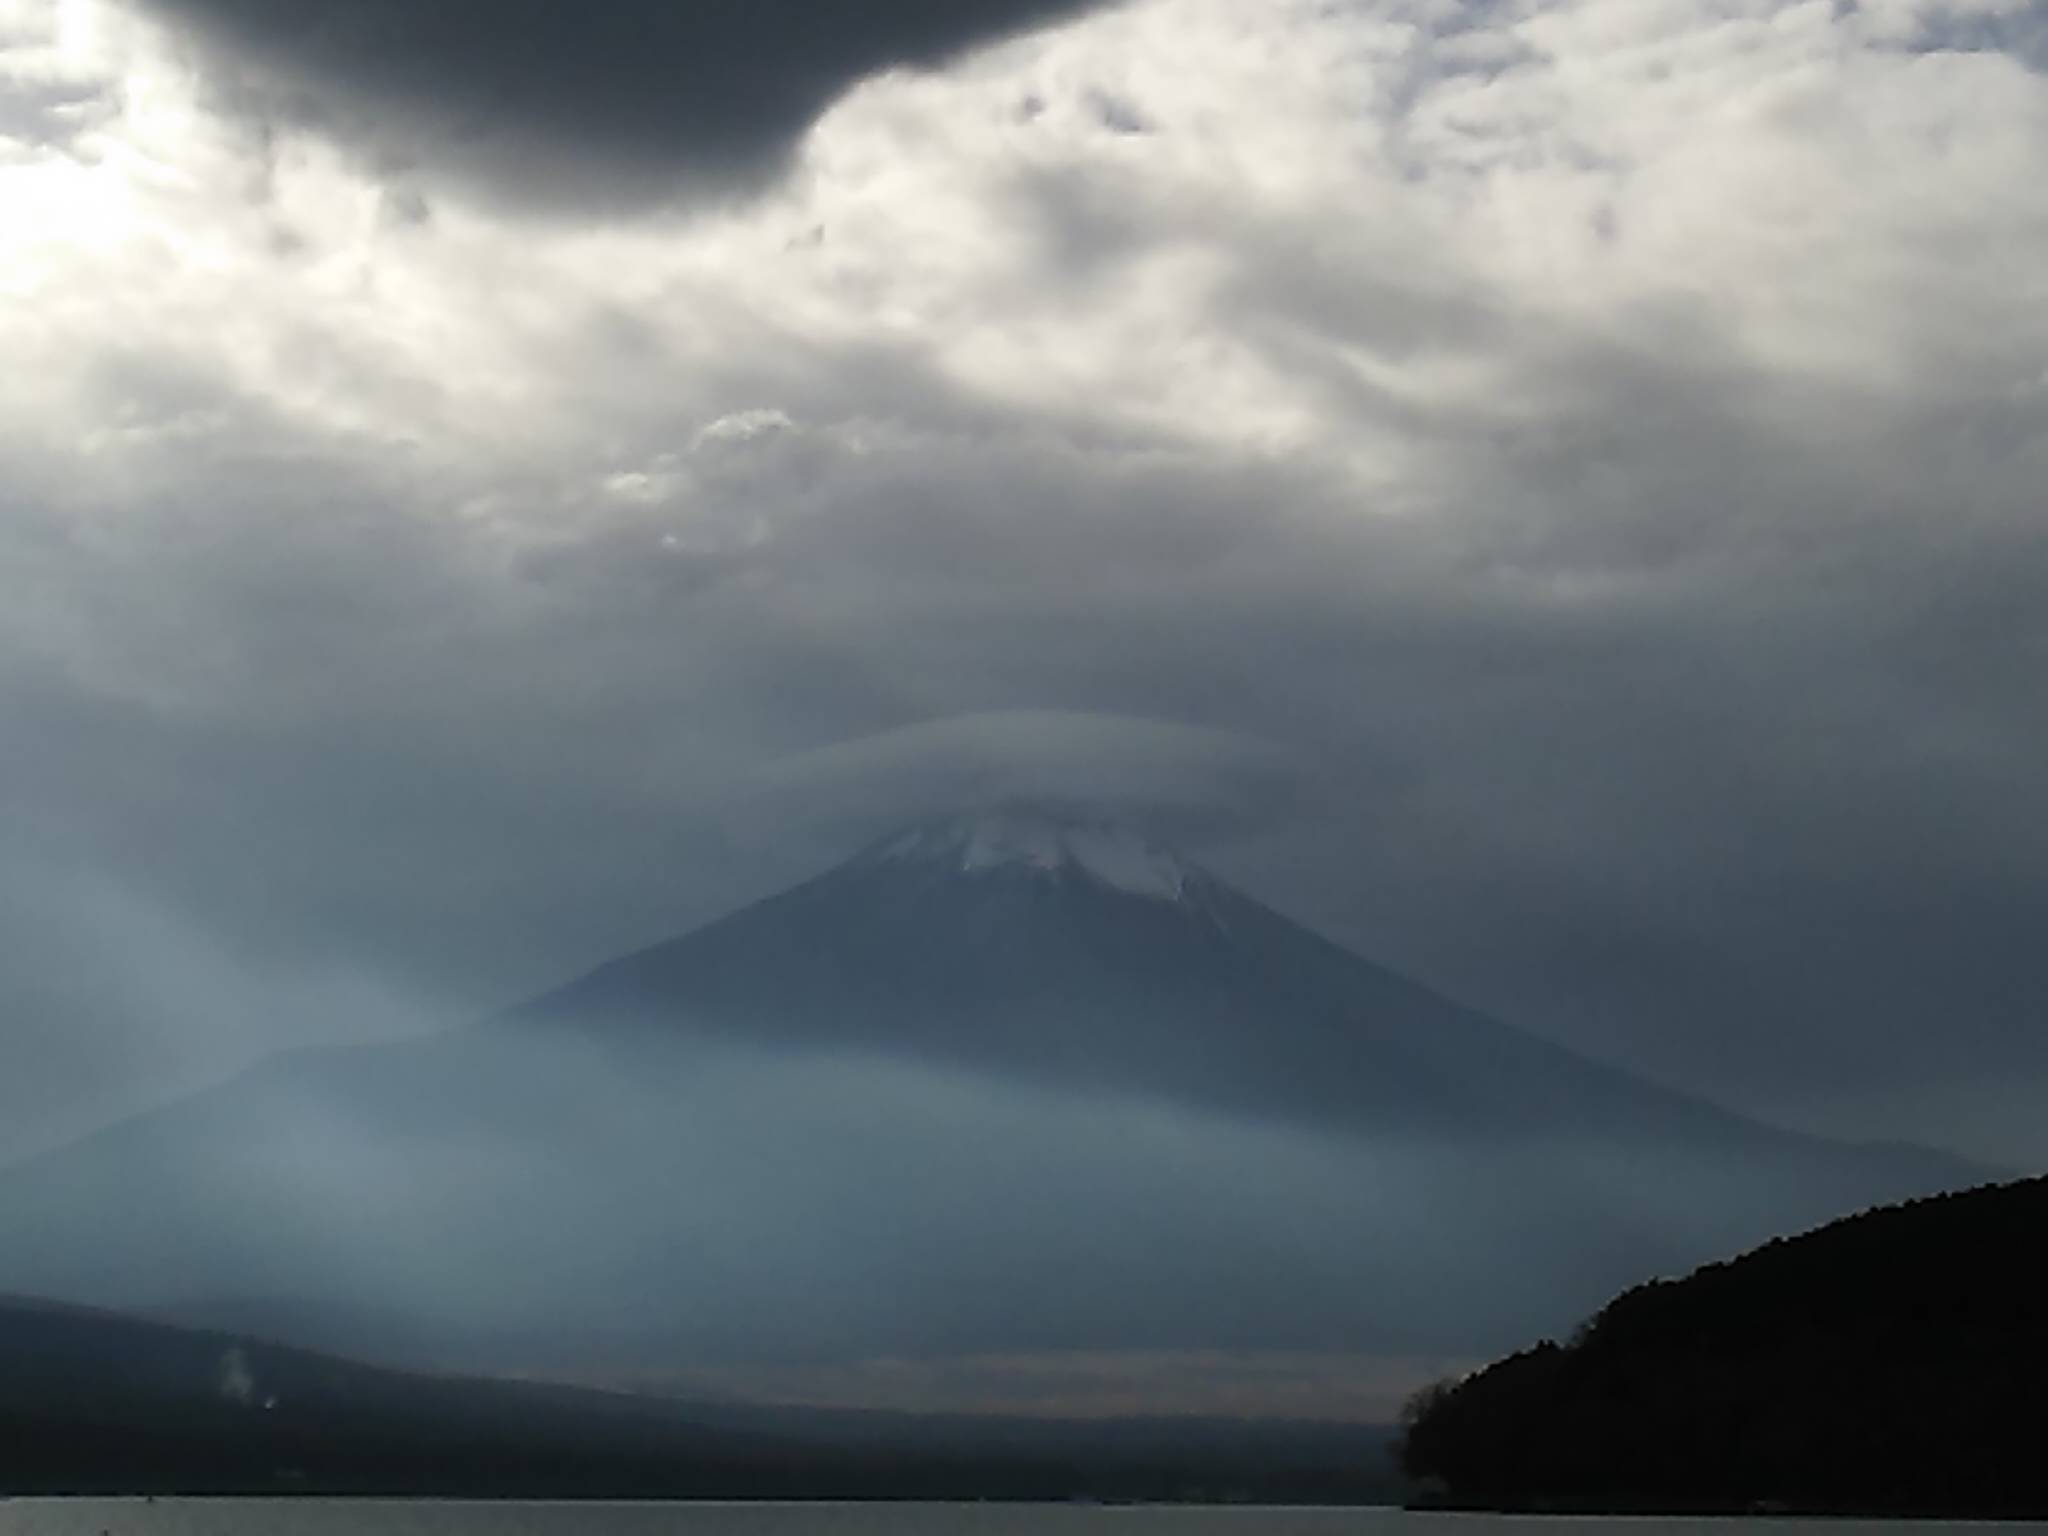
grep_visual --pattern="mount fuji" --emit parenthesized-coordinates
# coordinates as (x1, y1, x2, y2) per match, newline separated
(505, 807, 1876, 1146)
(0, 808, 1985, 1403)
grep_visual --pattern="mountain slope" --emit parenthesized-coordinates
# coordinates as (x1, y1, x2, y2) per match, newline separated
(0, 809, 1990, 1398)
(507, 810, 1936, 1155)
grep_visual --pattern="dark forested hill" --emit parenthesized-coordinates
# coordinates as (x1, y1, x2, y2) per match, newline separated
(1399, 1175, 2047, 1517)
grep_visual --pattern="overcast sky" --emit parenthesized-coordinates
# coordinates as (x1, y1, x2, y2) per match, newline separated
(3, 0, 2046, 1166)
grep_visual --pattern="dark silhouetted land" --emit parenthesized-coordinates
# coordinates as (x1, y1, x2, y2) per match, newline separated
(0, 1294, 1398, 1501)
(1400, 1175, 2046, 1517)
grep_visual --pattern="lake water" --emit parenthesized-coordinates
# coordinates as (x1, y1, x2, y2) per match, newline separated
(0, 1506, 2035, 1536)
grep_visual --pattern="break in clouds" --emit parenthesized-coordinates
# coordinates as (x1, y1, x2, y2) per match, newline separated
(2, 0, 2048, 1166)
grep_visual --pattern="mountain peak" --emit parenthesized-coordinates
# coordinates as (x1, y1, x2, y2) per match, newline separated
(862, 806, 1199, 903)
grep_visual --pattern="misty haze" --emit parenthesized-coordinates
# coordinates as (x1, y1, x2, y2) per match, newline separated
(2, 0, 2045, 1522)
(0, 805, 1978, 1394)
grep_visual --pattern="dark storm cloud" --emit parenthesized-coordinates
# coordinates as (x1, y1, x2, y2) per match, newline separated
(136, 0, 1110, 207)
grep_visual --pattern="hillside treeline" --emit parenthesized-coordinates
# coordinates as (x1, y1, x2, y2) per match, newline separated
(1401, 1175, 2047, 1516)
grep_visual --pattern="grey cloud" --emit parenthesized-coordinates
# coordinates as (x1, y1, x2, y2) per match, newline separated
(1084, 89, 1151, 136)
(133, 0, 1113, 208)
(1887, 2, 2048, 69)
(0, 76, 116, 155)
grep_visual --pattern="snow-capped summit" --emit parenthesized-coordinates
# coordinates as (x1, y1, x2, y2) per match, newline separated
(866, 807, 1198, 902)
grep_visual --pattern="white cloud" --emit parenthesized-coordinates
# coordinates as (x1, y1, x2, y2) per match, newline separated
(9, 0, 2043, 511)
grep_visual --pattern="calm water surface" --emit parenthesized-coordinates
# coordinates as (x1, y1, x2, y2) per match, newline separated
(0, 1506, 2036, 1536)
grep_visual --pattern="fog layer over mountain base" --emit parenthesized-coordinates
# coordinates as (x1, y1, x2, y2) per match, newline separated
(0, 813, 1984, 1416)
(0, 1022, 1962, 1399)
